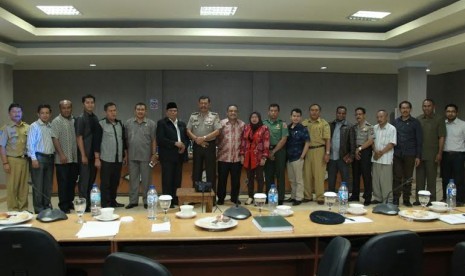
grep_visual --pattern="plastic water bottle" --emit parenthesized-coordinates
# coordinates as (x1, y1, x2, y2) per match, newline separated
(338, 182, 349, 215)
(268, 184, 278, 215)
(90, 184, 101, 217)
(446, 179, 457, 211)
(147, 185, 158, 220)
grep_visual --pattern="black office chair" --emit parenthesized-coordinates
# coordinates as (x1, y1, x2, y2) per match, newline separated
(0, 226, 66, 276)
(354, 230, 423, 276)
(317, 236, 351, 276)
(103, 252, 171, 276)
(451, 241, 465, 276)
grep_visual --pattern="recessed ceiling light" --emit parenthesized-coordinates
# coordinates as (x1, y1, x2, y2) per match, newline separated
(37, 5, 80, 16)
(348, 11, 390, 21)
(426, 68, 431, 72)
(320, 66, 327, 70)
(200, 6, 237, 16)
(89, 64, 96, 67)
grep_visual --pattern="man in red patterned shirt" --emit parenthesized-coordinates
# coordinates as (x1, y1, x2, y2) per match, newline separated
(216, 104, 245, 205)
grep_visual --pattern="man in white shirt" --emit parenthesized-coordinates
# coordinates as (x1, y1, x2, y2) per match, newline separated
(27, 104, 55, 213)
(441, 104, 465, 206)
(371, 110, 397, 204)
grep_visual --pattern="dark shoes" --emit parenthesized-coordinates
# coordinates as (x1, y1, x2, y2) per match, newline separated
(371, 200, 381, 204)
(125, 203, 138, 209)
(317, 199, 325, 205)
(403, 200, 412, 207)
(412, 201, 421, 206)
(302, 198, 312, 203)
(217, 200, 224, 205)
(348, 196, 360, 202)
(278, 200, 284, 205)
(392, 199, 400, 206)
(144, 204, 148, 209)
(363, 200, 371, 206)
(231, 199, 241, 205)
(285, 197, 295, 203)
(292, 200, 302, 206)
(110, 202, 125, 208)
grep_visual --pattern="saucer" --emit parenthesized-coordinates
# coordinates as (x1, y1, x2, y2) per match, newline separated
(95, 214, 120, 221)
(176, 211, 197, 219)
(277, 210, 294, 217)
(347, 208, 367, 215)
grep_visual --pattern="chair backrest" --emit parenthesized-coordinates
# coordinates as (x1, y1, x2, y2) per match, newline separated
(317, 236, 351, 276)
(0, 226, 66, 276)
(451, 241, 465, 276)
(103, 252, 171, 276)
(354, 230, 423, 276)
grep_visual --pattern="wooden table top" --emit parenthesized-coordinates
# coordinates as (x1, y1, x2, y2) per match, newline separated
(27, 208, 465, 243)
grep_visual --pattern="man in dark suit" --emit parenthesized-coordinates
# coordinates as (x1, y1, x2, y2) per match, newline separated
(156, 102, 189, 208)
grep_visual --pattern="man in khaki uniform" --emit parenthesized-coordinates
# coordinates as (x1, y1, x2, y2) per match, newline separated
(302, 104, 331, 204)
(0, 103, 30, 211)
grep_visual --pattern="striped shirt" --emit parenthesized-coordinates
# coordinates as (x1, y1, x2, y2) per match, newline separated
(372, 123, 397, 165)
(27, 119, 55, 160)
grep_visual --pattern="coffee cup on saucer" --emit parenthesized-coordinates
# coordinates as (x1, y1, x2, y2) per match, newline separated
(276, 205, 292, 215)
(180, 205, 194, 216)
(100, 207, 114, 220)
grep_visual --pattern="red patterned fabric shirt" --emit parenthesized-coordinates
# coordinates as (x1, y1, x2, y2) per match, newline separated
(217, 118, 245, 162)
(240, 124, 270, 169)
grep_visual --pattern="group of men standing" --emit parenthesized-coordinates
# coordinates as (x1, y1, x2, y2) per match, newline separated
(1, 96, 464, 212)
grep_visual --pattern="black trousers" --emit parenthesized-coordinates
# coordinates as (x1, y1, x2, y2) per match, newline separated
(78, 159, 97, 208)
(393, 155, 416, 200)
(217, 161, 242, 202)
(100, 160, 122, 207)
(441, 151, 465, 203)
(30, 155, 54, 213)
(352, 148, 373, 200)
(247, 166, 265, 198)
(56, 163, 78, 212)
(160, 157, 184, 205)
(192, 142, 217, 189)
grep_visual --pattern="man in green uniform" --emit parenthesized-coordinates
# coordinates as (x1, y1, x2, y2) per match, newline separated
(263, 104, 288, 205)
(0, 103, 30, 211)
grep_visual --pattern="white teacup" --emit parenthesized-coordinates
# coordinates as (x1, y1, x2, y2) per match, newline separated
(431, 201, 448, 208)
(276, 205, 291, 215)
(100, 207, 114, 220)
(180, 205, 194, 215)
(349, 203, 364, 209)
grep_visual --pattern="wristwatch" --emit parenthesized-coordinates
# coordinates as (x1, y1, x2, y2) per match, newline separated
(358, 146, 362, 151)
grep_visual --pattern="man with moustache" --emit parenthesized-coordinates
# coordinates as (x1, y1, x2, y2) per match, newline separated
(392, 101, 422, 207)
(156, 102, 188, 208)
(414, 99, 445, 204)
(187, 96, 221, 188)
(216, 104, 245, 205)
(125, 103, 157, 209)
(328, 106, 354, 192)
(51, 100, 78, 214)
(441, 104, 465, 206)
(95, 102, 127, 208)
(263, 104, 288, 205)
(0, 104, 30, 211)
(27, 104, 55, 213)
(302, 104, 331, 205)
(372, 110, 397, 204)
(75, 94, 99, 211)
(350, 107, 374, 206)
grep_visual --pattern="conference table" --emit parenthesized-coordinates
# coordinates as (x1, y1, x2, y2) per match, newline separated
(27, 208, 465, 276)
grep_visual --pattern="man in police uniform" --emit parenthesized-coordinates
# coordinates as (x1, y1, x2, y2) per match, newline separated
(302, 103, 331, 205)
(263, 103, 288, 205)
(0, 103, 30, 211)
(350, 107, 374, 206)
(187, 96, 221, 188)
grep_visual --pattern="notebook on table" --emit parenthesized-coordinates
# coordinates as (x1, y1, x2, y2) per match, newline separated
(252, 215, 294, 232)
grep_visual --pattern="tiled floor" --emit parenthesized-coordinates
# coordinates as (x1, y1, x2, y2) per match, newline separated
(0, 180, 444, 215)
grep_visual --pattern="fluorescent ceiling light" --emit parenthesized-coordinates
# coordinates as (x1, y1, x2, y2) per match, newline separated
(200, 6, 237, 16)
(37, 5, 80, 15)
(348, 11, 390, 21)
(320, 66, 327, 70)
(89, 64, 97, 67)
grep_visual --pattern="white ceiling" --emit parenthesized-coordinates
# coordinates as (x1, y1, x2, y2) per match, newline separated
(1, 0, 465, 74)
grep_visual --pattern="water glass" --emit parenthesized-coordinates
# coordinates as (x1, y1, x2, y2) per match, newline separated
(74, 197, 86, 224)
(324, 192, 338, 211)
(418, 190, 431, 210)
(158, 195, 172, 222)
(254, 193, 267, 216)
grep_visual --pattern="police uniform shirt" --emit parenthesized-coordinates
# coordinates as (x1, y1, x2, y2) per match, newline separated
(187, 111, 221, 139)
(0, 121, 29, 157)
(355, 121, 374, 146)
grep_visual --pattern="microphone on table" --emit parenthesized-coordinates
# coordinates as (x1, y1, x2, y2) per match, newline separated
(30, 183, 68, 222)
(373, 177, 414, 215)
(223, 179, 252, 220)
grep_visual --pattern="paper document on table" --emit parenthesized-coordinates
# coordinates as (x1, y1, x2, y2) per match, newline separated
(76, 221, 121, 238)
(0, 224, 32, 230)
(343, 217, 373, 224)
(152, 222, 171, 232)
(439, 214, 465, 225)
